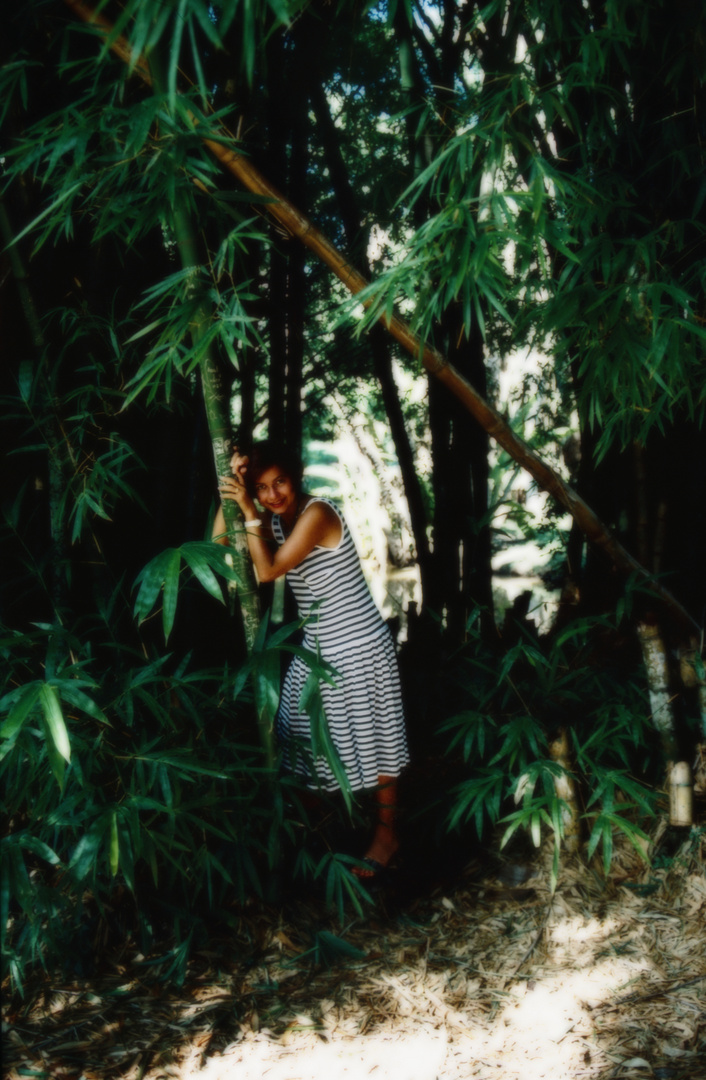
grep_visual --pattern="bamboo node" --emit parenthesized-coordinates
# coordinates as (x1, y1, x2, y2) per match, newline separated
(424, 349, 447, 374)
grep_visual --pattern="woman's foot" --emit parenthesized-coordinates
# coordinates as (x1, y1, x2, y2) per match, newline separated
(353, 776, 400, 879)
(353, 825, 399, 878)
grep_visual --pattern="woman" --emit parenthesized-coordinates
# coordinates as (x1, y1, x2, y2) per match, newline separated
(214, 441, 409, 876)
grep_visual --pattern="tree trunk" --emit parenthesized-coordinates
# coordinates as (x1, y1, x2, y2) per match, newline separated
(668, 760, 693, 828)
(284, 35, 307, 458)
(264, 32, 306, 457)
(393, 2, 495, 642)
(308, 75, 433, 602)
(431, 314, 495, 642)
(265, 34, 288, 440)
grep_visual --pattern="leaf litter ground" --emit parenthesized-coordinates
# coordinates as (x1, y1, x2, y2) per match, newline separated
(4, 820, 705, 1080)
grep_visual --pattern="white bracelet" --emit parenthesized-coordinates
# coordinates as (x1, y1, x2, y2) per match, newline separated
(244, 519, 262, 529)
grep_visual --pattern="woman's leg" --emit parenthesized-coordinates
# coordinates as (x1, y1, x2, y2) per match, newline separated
(354, 775, 400, 875)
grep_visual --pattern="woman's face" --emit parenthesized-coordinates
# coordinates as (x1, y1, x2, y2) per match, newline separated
(251, 465, 298, 517)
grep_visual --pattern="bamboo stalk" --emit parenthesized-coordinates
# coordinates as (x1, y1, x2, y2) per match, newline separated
(61, 0, 701, 640)
(149, 76, 262, 662)
(680, 641, 706, 740)
(636, 620, 679, 763)
(547, 727, 581, 854)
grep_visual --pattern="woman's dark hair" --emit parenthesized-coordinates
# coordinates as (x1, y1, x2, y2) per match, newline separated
(240, 440, 303, 495)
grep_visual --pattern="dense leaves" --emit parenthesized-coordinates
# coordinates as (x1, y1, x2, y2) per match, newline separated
(0, 620, 370, 993)
(439, 611, 659, 889)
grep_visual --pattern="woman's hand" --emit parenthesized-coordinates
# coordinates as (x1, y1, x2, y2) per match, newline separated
(218, 447, 255, 514)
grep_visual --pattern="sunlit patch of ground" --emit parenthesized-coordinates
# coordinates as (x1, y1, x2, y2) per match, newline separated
(4, 824, 705, 1080)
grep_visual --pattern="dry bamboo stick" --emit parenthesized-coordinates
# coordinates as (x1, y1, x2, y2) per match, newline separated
(62, 0, 701, 640)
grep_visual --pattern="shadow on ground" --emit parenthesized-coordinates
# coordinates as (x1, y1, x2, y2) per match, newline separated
(4, 815, 705, 1080)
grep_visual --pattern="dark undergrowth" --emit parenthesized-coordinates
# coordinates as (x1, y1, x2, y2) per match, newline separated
(3, 595, 703, 1003)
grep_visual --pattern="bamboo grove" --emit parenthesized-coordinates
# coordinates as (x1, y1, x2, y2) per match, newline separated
(1, 0, 705, 993)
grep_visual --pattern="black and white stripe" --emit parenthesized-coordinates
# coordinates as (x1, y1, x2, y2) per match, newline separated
(272, 500, 384, 652)
(273, 498, 409, 792)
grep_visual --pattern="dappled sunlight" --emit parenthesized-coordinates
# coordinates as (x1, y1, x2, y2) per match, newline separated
(6, 829, 705, 1080)
(173, 916, 656, 1080)
(197, 1026, 449, 1080)
(473, 958, 653, 1080)
(550, 915, 620, 947)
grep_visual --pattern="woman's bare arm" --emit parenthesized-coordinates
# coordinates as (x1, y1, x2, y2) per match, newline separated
(216, 450, 340, 581)
(241, 501, 339, 582)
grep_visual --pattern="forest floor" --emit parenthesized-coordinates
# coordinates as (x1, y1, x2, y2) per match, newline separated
(4, 818, 706, 1080)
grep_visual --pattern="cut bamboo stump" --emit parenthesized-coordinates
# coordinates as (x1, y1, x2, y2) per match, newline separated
(669, 761, 694, 828)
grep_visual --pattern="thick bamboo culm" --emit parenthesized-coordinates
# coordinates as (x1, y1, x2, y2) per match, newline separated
(636, 621, 680, 763)
(63, 0, 701, 641)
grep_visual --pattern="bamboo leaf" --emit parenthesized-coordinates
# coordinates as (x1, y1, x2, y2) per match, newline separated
(70, 818, 109, 882)
(134, 548, 178, 624)
(136, 753, 232, 779)
(9, 179, 85, 248)
(39, 715, 65, 790)
(56, 683, 110, 725)
(3, 843, 33, 917)
(181, 546, 226, 602)
(279, 644, 340, 685)
(0, 683, 42, 743)
(253, 648, 281, 727)
(133, 547, 182, 641)
(19, 834, 62, 867)
(18, 358, 33, 403)
(38, 684, 71, 763)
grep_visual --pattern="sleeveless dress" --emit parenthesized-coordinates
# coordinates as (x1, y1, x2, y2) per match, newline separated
(273, 497, 409, 792)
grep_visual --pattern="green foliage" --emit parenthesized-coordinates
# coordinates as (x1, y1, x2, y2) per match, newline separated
(293, 852, 371, 927)
(1, 28, 271, 412)
(348, 0, 706, 460)
(300, 926, 368, 967)
(133, 540, 243, 641)
(2, 528, 368, 997)
(1, 305, 147, 556)
(133, 549, 353, 794)
(440, 612, 658, 885)
(123, 230, 267, 406)
(2, 4, 391, 1000)
(0, 613, 371, 997)
(97, 0, 301, 92)
(583, 770, 653, 877)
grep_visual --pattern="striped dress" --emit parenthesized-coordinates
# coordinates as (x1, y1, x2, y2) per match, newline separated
(273, 497, 409, 792)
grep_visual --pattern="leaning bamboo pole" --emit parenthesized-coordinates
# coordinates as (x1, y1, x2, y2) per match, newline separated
(62, 0, 701, 641)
